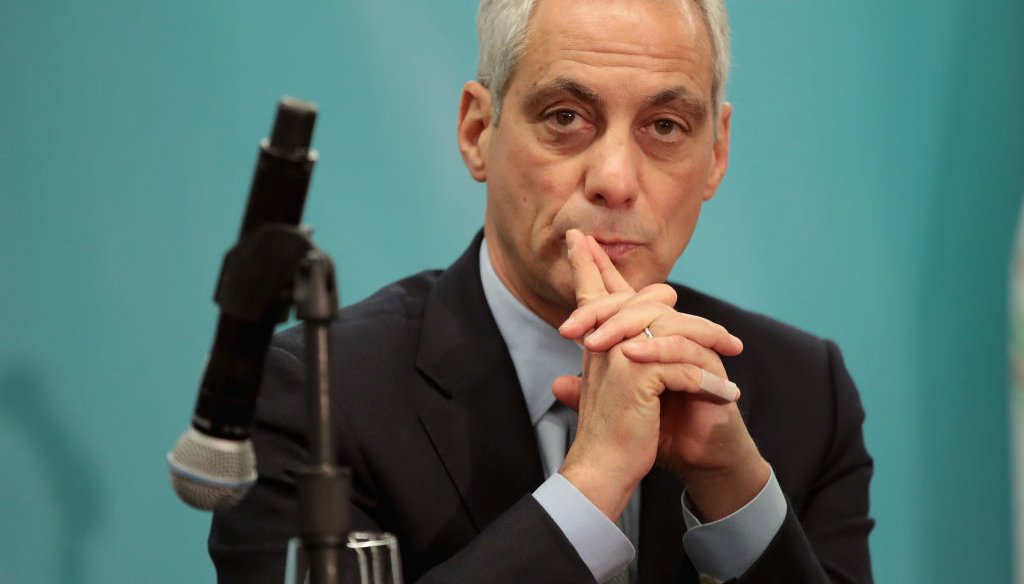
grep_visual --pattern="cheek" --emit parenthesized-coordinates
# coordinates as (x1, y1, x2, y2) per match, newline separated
(656, 159, 711, 220)
(655, 188, 703, 240)
(519, 154, 570, 198)
(537, 176, 557, 196)
(519, 164, 579, 234)
(643, 168, 709, 266)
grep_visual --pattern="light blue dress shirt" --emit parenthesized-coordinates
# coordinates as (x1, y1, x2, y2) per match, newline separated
(478, 240, 786, 583)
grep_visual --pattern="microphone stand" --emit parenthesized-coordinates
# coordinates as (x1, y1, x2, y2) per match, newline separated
(293, 244, 350, 584)
(214, 221, 350, 584)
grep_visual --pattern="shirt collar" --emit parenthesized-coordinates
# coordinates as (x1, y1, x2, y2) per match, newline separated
(479, 238, 583, 425)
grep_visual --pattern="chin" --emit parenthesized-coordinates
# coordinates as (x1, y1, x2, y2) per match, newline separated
(542, 264, 578, 309)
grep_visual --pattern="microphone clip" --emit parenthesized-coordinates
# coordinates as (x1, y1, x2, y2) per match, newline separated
(213, 224, 326, 325)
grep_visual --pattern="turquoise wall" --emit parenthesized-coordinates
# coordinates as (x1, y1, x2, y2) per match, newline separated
(1, 1, 1021, 582)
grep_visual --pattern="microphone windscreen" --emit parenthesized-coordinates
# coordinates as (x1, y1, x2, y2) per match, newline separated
(167, 427, 257, 510)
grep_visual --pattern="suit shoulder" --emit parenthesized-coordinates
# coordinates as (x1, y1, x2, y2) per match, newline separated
(274, 268, 443, 355)
(671, 283, 830, 356)
(341, 269, 443, 323)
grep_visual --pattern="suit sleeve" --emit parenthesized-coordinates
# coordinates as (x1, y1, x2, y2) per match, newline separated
(729, 340, 874, 584)
(208, 342, 597, 584)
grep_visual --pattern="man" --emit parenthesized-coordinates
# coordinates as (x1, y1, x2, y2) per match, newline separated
(210, 0, 874, 582)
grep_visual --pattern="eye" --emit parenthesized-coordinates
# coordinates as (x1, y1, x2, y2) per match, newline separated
(538, 107, 594, 147)
(553, 110, 577, 126)
(545, 108, 585, 129)
(653, 119, 678, 136)
(641, 117, 689, 145)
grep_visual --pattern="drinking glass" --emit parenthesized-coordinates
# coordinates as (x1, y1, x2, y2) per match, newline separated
(285, 531, 403, 584)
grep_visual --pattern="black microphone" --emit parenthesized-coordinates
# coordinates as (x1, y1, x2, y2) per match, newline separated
(168, 97, 318, 510)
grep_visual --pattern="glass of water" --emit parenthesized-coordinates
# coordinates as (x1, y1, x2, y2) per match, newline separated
(286, 531, 403, 584)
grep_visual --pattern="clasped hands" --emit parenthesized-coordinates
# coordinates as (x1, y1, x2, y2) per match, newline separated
(553, 229, 771, 523)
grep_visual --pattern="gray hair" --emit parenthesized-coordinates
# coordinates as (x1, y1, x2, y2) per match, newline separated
(476, 0, 730, 123)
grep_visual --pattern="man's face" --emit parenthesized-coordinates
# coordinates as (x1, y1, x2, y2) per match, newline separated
(460, 0, 731, 326)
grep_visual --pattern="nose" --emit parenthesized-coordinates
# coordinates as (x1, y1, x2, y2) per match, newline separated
(583, 129, 640, 209)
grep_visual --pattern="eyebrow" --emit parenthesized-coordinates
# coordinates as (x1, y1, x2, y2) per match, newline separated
(521, 76, 605, 115)
(645, 87, 709, 125)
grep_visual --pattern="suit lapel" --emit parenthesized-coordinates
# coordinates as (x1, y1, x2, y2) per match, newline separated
(415, 234, 545, 532)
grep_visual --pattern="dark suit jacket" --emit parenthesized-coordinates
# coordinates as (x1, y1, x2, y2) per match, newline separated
(210, 234, 874, 583)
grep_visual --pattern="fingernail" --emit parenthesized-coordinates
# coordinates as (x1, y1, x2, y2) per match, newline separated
(565, 229, 582, 258)
(722, 381, 740, 401)
(560, 311, 579, 329)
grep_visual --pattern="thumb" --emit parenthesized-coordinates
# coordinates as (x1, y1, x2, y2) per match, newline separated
(551, 375, 582, 411)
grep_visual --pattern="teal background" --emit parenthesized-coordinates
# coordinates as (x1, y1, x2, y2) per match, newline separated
(1, 1, 1022, 582)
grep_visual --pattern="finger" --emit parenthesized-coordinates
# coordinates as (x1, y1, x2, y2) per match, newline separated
(559, 291, 634, 339)
(586, 235, 633, 294)
(551, 375, 582, 411)
(638, 282, 678, 307)
(659, 363, 741, 402)
(566, 229, 608, 306)
(620, 335, 728, 377)
(698, 368, 742, 402)
(593, 310, 743, 356)
(583, 301, 675, 351)
(651, 314, 742, 356)
(559, 283, 676, 339)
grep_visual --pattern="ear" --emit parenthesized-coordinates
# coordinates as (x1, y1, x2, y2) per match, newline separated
(703, 101, 732, 201)
(457, 81, 493, 183)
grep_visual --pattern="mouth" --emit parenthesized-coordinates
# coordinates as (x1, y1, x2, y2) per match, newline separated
(591, 237, 642, 261)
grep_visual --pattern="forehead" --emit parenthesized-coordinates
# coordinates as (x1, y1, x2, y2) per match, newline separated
(514, 0, 715, 102)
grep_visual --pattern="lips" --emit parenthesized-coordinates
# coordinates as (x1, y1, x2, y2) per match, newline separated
(591, 237, 642, 260)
